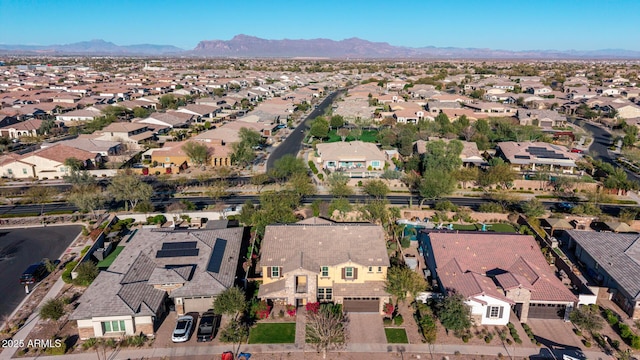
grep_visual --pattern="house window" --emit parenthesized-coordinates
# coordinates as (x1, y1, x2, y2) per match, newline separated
(321, 266, 329, 277)
(371, 161, 380, 167)
(377, 267, 382, 273)
(345, 267, 354, 279)
(270, 266, 279, 278)
(102, 320, 126, 333)
(318, 288, 333, 301)
(165, 157, 170, 162)
(22, 168, 27, 174)
(487, 306, 503, 319)
(7, 169, 12, 175)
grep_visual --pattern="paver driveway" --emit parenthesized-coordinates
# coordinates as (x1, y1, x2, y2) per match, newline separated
(347, 313, 386, 344)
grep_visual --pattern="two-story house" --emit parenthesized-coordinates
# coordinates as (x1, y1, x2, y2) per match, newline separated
(95, 123, 155, 150)
(258, 218, 391, 313)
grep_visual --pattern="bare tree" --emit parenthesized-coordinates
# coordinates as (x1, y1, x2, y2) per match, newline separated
(306, 306, 348, 359)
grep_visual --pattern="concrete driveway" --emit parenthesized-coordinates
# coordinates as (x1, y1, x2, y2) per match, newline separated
(527, 319, 583, 349)
(347, 313, 386, 344)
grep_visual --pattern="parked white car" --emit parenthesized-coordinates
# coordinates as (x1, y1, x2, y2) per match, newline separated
(171, 315, 194, 343)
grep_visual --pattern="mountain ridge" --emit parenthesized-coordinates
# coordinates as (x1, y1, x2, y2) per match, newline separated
(2, 36, 640, 59)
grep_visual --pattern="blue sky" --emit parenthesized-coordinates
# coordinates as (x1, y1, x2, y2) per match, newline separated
(1, 0, 639, 51)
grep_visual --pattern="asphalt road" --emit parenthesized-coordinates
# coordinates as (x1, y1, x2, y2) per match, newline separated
(572, 117, 640, 183)
(266, 90, 344, 170)
(0, 194, 628, 217)
(0, 225, 81, 319)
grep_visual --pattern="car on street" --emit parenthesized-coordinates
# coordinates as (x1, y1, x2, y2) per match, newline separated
(556, 202, 575, 212)
(20, 262, 47, 285)
(570, 148, 584, 153)
(171, 315, 194, 343)
(197, 311, 220, 342)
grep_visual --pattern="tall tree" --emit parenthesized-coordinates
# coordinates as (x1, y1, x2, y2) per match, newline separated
(327, 173, 354, 198)
(212, 287, 247, 320)
(362, 179, 390, 199)
(385, 265, 429, 304)
(330, 115, 345, 129)
(68, 185, 105, 219)
(272, 154, 307, 183)
(305, 305, 348, 359)
(107, 172, 153, 211)
(309, 117, 330, 139)
(287, 172, 316, 198)
(419, 169, 455, 200)
(422, 140, 463, 173)
(26, 186, 55, 216)
(181, 142, 211, 167)
(435, 293, 472, 334)
(250, 173, 271, 194)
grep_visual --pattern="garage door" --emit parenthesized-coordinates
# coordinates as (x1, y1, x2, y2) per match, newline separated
(183, 297, 215, 314)
(343, 297, 379, 313)
(528, 303, 566, 319)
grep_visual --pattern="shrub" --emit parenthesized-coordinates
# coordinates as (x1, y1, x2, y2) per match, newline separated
(383, 302, 395, 318)
(285, 304, 296, 317)
(383, 318, 392, 326)
(278, 310, 285, 318)
(43, 338, 66, 355)
(461, 334, 470, 343)
(584, 340, 591, 348)
(515, 337, 522, 344)
(73, 261, 99, 286)
(61, 261, 78, 284)
(620, 324, 633, 339)
(394, 315, 404, 326)
(308, 161, 319, 175)
(632, 335, 640, 350)
(123, 334, 147, 347)
(82, 338, 98, 350)
(40, 298, 65, 321)
(146, 214, 166, 225)
(250, 300, 271, 320)
(611, 339, 620, 350)
(317, 173, 324, 181)
(506, 338, 512, 345)
(573, 328, 582, 337)
(605, 309, 619, 326)
(305, 302, 320, 314)
(485, 335, 492, 343)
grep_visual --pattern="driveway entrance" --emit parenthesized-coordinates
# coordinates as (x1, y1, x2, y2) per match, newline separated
(347, 313, 386, 344)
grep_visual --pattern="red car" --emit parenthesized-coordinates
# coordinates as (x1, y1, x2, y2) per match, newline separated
(570, 148, 583, 154)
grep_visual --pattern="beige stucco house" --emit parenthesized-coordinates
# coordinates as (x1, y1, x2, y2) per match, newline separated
(258, 218, 391, 313)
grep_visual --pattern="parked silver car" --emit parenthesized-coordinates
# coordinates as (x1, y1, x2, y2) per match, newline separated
(171, 315, 194, 343)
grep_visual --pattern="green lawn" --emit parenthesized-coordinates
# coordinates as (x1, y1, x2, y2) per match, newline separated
(385, 328, 409, 343)
(248, 323, 296, 344)
(97, 246, 124, 270)
(449, 223, 517, 233)
(326, 129, 378, 143)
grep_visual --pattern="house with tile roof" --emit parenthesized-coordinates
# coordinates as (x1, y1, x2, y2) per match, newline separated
(315, 141, 386, 178)
(258, 219, 391, 313)
(564, 231, 640, 319)
(70, 227, 245, 340)
(420, 231, 577, 324)
(0, 118, 43, 139)
(0, 144, 101, 179)
(497, 141, 581, 174)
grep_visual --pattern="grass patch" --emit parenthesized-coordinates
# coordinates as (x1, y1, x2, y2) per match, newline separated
(97, 246, 125, 270)
(489, 223, 517, 233)
(326, 129, 378, 143)
(385, 328, 409, 343)
(449, 223, 517, 233)
(249, 323, 295, 344)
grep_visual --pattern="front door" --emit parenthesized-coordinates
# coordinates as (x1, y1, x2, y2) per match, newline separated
(514, 303, 523, 319)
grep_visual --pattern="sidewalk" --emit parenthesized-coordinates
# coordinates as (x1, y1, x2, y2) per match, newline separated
(10, 341, 611, 360)
(0, 276, 67, 360)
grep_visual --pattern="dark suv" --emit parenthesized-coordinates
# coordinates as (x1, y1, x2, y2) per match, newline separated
(20, 263, 47, 285)
(197, 311, 220, 342)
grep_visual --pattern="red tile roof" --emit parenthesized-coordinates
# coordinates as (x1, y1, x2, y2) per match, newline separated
(428, 232, 576, 303)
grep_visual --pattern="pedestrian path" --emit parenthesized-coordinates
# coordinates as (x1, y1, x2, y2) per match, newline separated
(294, 307, 306, 348)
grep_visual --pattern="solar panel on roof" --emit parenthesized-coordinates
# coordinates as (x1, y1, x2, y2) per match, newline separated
(207, 238, 227, 273)
(161, 241, 197, 250)
(514, 155, 531, 159)
(156, 248, 199, 258)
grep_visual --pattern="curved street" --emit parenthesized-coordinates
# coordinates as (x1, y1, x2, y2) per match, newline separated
(266, 90, 343, 170)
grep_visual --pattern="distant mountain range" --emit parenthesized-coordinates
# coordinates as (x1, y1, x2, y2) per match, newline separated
(0, 39, 184, 55)
(2, 35, 640, 59)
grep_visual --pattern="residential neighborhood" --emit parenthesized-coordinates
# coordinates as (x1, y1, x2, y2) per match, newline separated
(3, 55, 640, 360)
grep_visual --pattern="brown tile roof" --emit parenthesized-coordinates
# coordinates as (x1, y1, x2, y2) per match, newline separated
(261, 223, 389, 273)
(25, 144, 96, 164)
(427, 232, 576, 303)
